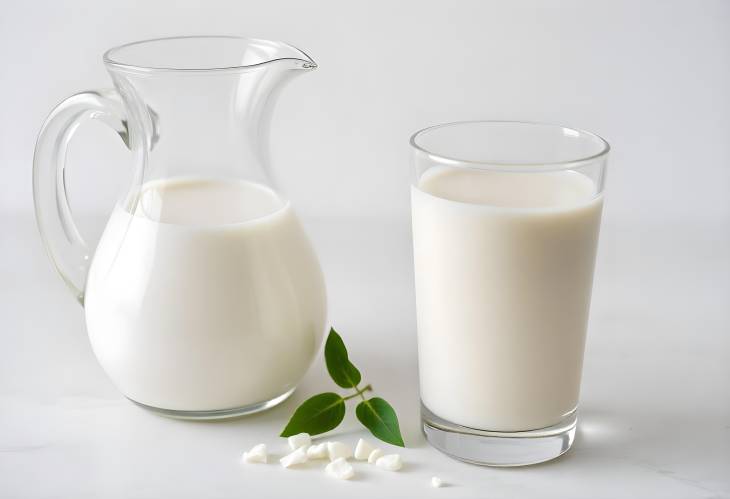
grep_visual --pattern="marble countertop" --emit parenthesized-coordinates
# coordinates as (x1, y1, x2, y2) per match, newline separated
(1, 213, 728, 498)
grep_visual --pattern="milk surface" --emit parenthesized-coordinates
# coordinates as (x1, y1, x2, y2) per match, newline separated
(412, 168, 602, 431)
(85, 177, 327, 411)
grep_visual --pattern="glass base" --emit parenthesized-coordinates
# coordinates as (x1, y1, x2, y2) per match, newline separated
(128, 387, 295, 420)
(421, 403, 577, 467)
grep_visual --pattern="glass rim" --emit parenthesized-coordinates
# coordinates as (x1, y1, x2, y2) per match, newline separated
(103, 35, 317, 74)
(410, 120, 610, 172)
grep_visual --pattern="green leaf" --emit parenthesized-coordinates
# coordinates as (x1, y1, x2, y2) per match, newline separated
(280, 392, 346, 437)
(324, 328, 362, 389)
(355, 397, 405, 447)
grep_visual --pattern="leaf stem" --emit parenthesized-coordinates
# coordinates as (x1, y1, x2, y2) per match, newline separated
(343, 383, 372, 401)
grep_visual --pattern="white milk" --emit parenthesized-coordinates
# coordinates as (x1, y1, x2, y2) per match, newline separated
(412, 168, 602, 431)
(85, 177, 327, 411)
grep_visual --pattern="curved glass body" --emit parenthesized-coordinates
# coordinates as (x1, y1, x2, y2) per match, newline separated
(33, 37, 327, 418)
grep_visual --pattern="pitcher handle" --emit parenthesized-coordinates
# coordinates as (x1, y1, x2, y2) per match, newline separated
(33, 89, 129, 305)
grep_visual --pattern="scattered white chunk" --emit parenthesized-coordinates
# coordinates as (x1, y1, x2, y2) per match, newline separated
(306, 442, 329, 459)
(367, 448, 383, 464)
(287, 432, 312, 451)
(325, 457, 355, 480)
(353, 438, 376, 460)
(280, 446, 308, 468)
(241, 443, 268, 464)
(431, 476, 444, 488)
(327, 441, 353, 461)
(375, 454, 403, 471)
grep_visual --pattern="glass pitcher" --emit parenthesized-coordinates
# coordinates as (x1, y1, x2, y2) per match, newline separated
(33, 36, 328, 419)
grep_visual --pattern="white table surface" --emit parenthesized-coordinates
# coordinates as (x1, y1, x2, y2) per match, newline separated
(1, 212, 728, 498)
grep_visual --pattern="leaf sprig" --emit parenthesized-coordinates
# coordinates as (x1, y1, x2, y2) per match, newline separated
(280, 328, 404, 447)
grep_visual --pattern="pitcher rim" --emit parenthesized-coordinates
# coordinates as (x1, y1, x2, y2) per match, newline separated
(103, 35, 317, 74)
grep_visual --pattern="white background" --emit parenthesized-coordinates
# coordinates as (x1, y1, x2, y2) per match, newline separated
(1, 0, 729, 222)
(1, 1, 729, 498)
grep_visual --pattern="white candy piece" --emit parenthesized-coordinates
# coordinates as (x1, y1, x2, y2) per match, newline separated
(280, 447, 308, 468)
(327, 441, 353, 461)
(241, 443, 267, 464)
(367, 448, 383, 464)
(325, 457, 355, 480)
(431, 476, 444, 488)
(306, 442, 329, 459)
(375, 454, 403, 471)
(287, 432, 312, 451)
(354, 438, 376, 460)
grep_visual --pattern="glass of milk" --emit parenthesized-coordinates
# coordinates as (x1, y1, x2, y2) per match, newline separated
(33, 37, 327, 419)
(410, 121, 608, 465)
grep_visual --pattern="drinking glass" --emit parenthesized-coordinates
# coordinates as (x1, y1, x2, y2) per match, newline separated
(410, 121, 608, 465)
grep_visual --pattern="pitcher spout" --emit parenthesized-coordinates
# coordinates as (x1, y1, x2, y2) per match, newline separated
(270, 45, 317, 71)
(243, 38, 317, 71)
